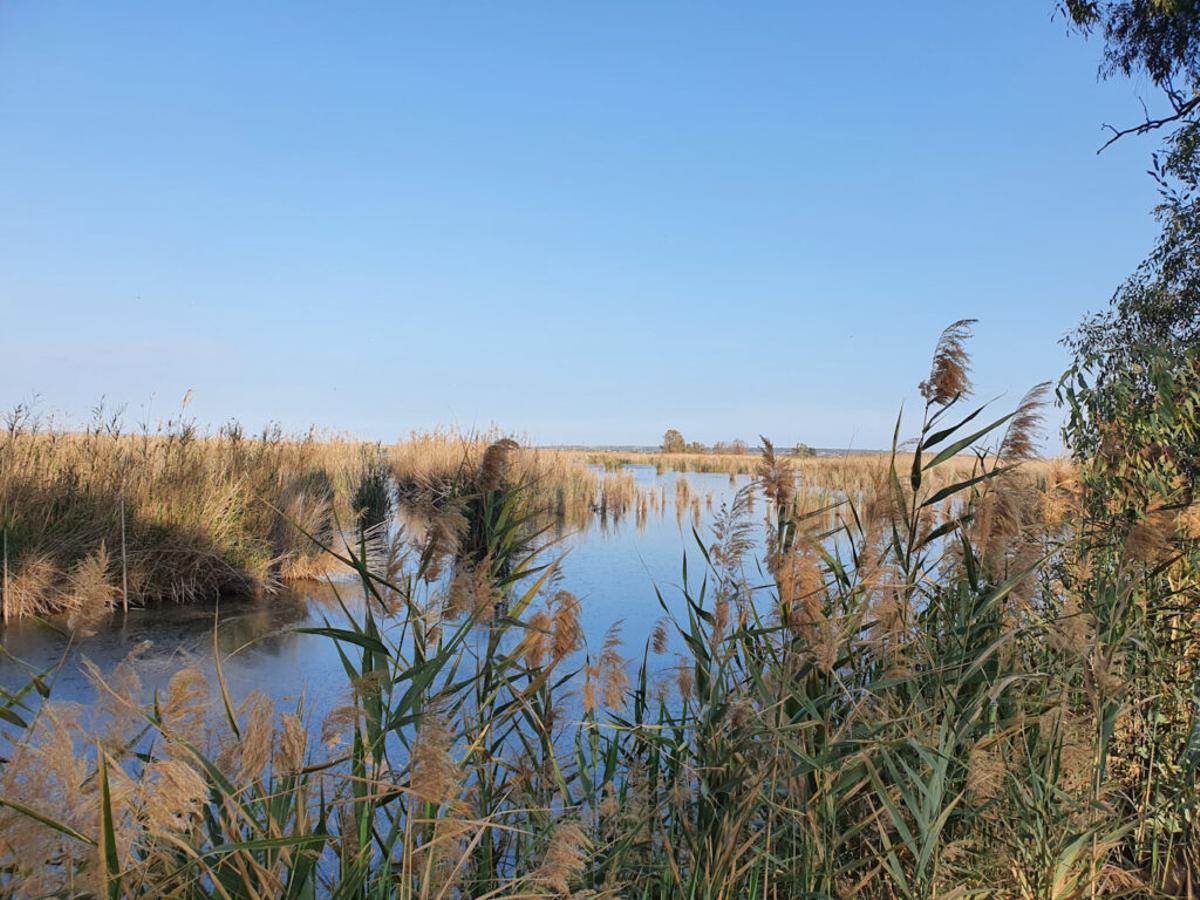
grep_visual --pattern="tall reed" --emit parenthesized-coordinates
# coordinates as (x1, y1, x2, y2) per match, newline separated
(0, 324, 1196, 897)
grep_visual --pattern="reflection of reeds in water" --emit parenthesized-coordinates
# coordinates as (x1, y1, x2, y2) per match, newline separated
(673, 477, 690, 527)
(6, 321, 1193, 898)
(0, 401, 1066, 625)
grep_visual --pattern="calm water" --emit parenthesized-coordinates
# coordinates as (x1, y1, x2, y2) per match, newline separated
(0, 468, 772, 729)
(0, 467, 766, 720)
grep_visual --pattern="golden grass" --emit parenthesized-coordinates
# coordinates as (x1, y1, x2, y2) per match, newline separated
(2, 318, 1195, 896)
(0, 406, 1072, 623)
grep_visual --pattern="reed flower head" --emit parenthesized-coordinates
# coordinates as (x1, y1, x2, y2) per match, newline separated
(160, 665, 210, 747)
(651, 618, 669, 654)
(276, 712, 308, 775)
(599, 622, 629, 711)
(677, 656, 694, 700)
(410, 715, 459, 805)
(236, 691, 275, 781)
(756, 437, 794, 508)
(551, 590, 583, 660)
(140, 758, 209, 838)
(1124, 507, 1176, 563)
(999, 382, 1051, 462)
(919, 318, 976, 405)
(524, 609, 552, 669)
(444, 558, 500, 620)
(532, 822, 589, 895)
(478, 437, 519, 491)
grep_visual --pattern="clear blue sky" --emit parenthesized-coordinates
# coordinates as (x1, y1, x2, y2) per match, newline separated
(0, 2, 1164, 448)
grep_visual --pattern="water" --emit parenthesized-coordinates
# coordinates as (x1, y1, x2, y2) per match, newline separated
(0, 467, 765, 722)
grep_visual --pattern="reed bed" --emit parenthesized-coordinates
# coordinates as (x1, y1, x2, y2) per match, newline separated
(0, 424, 623, 621)
(0, 411, 386, 622)
(1, 323, 1198, 896)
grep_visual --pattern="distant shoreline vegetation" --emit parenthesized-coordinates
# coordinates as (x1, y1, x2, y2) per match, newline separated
(0, 408, 1005, 622)
(1, 317, 1195, 895)
(539, 442, 855, 456)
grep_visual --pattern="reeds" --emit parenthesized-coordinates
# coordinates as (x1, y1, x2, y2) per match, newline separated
(1, 323, 1196, 897)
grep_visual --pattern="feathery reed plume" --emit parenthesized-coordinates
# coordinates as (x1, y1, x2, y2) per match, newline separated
(582, 664, 598, 715)
(598, 781, 619, 821)
(524, 609, 551, 669)
(651, 618, 669, 654)
(236, 691, 275, 782)
(775, 546, 823, 621)
(599, 622, 629, 711)
(999, 381, 1051, 462)
(478, 437, 519, 492)
(320, 704, 362, 751)
(550, 590, 583, 661)
(83, 643, 150, 752)
(65, 544, 117, 633)
(0, 702, 90, 894)
(410, 716, 459, 805)
(1124, 507, 1176, 564)
(532, 822, 589, 895)
(159, 666, 209, 746)
(919, 318, 976, 405)
(756, 437, 794, 508)
(422, 505, 468, 582)
(444, 557, 499, 620)
(140, 758, 208, 839)
(676, 656, 694, 700)
(276, 712, 308, 776)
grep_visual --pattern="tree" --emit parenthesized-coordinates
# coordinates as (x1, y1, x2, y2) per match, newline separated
(1060, 0, 1200, 487)
(661, 429, 685, 454)
(1060, 1, 1200, 151)
(792, 442, 817, 458)
(1058, 9, 1200, 884)
(713, 439, 748, 455)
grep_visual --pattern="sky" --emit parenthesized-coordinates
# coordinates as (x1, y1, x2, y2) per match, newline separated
(0, 2, 1169, 449)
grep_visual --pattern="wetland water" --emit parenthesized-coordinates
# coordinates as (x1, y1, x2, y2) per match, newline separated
(0, 467, 767, 719)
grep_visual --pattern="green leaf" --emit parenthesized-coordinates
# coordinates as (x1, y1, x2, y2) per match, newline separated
(97, 747, 123, 899)
(923, 411, 1015, 470)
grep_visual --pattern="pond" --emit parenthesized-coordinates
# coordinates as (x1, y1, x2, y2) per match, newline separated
(0, 467, 768, 723)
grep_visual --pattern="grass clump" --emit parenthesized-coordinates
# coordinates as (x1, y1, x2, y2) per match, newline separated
(0, 324, 1197, 896)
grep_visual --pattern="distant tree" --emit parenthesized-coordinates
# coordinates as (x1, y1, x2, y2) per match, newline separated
(712, 439, 747, 455)
(661, 429, 686, 454)
(793, 442, 817, 458)
(685, 440, 707, 454)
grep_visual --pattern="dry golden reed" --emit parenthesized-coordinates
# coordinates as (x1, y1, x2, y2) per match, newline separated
(919, 318, 976, 405)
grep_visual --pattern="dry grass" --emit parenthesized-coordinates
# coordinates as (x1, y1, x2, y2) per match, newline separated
(0, 404, 1068, 624)
(1, 323, 1195, 897)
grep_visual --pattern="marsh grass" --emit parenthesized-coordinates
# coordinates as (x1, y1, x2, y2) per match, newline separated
(0, 421, 629, 620)
(1, 324, 1198, 896)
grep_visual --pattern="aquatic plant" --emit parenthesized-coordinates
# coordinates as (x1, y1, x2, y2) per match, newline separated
(0, 324, 1196, 896)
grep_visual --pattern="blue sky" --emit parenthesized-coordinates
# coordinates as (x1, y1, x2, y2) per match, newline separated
(0, 2, 1164, 448)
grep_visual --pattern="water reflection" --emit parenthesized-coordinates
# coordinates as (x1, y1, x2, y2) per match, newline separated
(0, 468, 768, 721)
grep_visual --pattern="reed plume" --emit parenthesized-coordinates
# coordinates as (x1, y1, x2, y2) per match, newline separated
(756, 437, 794, 508)
(919, 318, 976, 405)
(478, 437, 519, 492)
